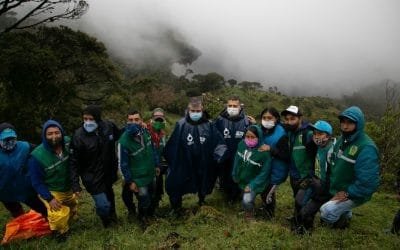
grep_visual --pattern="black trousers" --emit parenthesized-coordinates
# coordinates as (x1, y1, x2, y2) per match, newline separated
(261, 184, 276, 216)
(219, 159, 241, 202)
(2, 196, 47, 218)
(122, 182, 154, 216)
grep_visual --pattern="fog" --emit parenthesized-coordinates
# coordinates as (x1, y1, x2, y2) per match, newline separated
(72, 0, 400, 96)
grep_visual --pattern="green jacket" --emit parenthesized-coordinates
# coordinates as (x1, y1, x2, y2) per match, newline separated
(288, 124, 316, 179)
(232, 125, 272, 194)
(30, 136, 71, 192)
(119, 130, 156, 187)
(314, 139, 335, 186)
(328, 106, 380, 205)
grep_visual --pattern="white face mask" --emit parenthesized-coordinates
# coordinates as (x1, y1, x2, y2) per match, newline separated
(83, 121, 98, 133)
(262, 120, 275, 129)
(227, 107, 240, 117)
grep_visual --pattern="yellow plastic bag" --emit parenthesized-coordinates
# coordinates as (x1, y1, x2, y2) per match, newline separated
(1, 210, 51, 245)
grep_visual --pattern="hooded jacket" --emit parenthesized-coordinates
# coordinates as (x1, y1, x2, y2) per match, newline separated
(0, 124, 35, 202)
(232, 125, 272, 194)
(69, 119, 121, 194)
(328, 106, 380, 204)
(29, 120, 71, 201)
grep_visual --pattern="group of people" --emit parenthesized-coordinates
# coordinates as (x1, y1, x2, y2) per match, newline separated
(0, 96, 398, 243)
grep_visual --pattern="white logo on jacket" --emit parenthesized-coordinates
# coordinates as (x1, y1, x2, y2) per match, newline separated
(187, 133, 194, 145)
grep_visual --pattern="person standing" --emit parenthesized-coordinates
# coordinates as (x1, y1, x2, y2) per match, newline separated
(119, 110, 158, 227)
(146, 108, 168, 210)
(164, 97, 227, 216)
(214, 96, 249, 203)
(258, 107, 290, 218)
(70, 105, 121, 227)
(281, 105, 317, 225)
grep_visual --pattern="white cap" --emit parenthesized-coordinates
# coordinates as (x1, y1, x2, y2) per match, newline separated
(281, 105, 302, 116)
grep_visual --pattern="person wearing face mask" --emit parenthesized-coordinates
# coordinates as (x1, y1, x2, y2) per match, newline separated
(320, 106, 380, 229)
(0, 123, 47, 219)
(119, 110, 159, 228)
(232, 125, 272, 220)
(293, 120, 335, 234)
(281, 105, 317, 226)
(258, 107, 290, 219)
(164, 97, 227, 217)
(214, 96, 250, 204)
(146, 108, 168, 210)
(69, 105, 121, 228)
(29, 120, 77, 241)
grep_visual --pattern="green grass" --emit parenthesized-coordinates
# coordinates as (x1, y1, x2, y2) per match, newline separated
(1, 181, 399, 249)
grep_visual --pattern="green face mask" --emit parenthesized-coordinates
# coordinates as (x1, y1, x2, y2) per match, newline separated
(152, 121, 165, 131)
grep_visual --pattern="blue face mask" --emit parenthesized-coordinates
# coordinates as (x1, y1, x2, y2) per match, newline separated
(83, 121, 98, 133)
(189, 112, 202, 122)
(0, 138, 17, 151)
(126, 123, 142, 136)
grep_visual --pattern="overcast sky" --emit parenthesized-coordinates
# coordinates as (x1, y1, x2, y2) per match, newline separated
(73, 0, 400, 96)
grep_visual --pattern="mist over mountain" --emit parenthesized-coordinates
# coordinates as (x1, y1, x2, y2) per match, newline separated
(65, 0, 400, 97)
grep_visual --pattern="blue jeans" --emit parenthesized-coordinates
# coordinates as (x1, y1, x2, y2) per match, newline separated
(242, 191, 256, 211)
(91, 192, 111, 217)
(320, 200, 356, 224)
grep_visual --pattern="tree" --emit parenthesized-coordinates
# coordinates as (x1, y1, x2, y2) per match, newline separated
(0, 0, 88, 34)
(227, 78, 237, 88)
(192, 72, 225, 93)
(0, 26, 122, 141)
(238, 81, 263, 91)
(366, 82, 400, 190)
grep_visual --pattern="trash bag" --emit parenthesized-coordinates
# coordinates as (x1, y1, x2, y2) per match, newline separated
(46, 205, 70, 233)
(1, 210, 51, 245)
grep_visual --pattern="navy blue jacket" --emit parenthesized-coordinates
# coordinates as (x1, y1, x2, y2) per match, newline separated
(214, 108, 249, 159)
(0, 141, 36, 202)
(164, 114, 227, 197)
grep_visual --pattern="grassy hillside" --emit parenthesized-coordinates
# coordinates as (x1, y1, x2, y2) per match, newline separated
(1, 180, 399, 249)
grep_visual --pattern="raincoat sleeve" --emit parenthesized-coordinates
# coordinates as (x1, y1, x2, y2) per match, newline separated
(248, 155, 272, 192)
(164, 122, 181, 165)
(212, 125, 228, 163)
(347, 145, 380, 199)
(28, 157, 53, 201)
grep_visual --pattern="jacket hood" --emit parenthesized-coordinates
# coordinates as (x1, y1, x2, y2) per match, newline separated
(41, 120, 65, 150)
(338, 106, 365, 132)
(246, 125, 264, 147)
